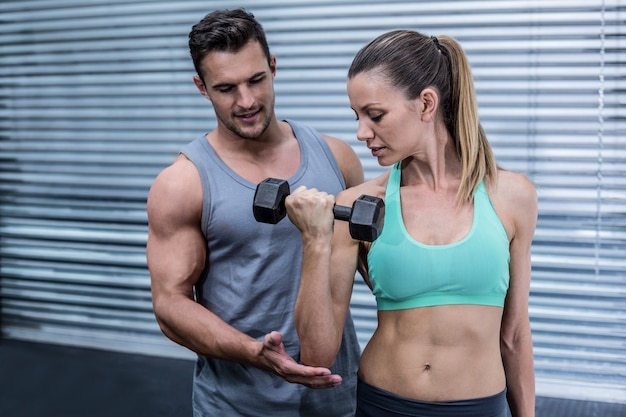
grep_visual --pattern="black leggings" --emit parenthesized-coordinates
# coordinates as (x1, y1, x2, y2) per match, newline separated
(355, 378, 508, 417)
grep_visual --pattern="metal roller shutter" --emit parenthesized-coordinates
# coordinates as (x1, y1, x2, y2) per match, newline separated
(0, 0, 624, 403)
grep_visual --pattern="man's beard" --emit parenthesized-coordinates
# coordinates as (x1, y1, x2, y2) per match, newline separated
(219, 100, 275, 140)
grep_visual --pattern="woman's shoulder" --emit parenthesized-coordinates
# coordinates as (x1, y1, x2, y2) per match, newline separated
(336, 170, 390, 206)
(492, 169, 537, 206)
(488, 169, 538, 239)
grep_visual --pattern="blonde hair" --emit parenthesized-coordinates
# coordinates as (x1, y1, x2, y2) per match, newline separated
(348, 30, 498, 203)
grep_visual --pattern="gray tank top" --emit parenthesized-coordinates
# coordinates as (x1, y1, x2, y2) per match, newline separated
(180, 120, 359, 416)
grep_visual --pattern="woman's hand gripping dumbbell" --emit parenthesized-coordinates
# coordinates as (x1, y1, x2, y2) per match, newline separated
(252, 178, 384, 242)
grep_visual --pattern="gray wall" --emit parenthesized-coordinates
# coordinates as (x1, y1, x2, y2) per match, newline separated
(0, 0, 624, 404)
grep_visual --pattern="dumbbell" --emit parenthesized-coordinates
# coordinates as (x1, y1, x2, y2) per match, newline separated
(252, 178, 385, 242)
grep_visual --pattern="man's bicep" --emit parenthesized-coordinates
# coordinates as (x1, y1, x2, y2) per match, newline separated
(148, 222, 206, 300)
(146, 171, 206, 300)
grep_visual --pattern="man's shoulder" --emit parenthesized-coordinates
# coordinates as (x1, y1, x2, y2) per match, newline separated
(150, 156, 200, 197)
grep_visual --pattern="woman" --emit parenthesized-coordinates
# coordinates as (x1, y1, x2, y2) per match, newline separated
(285, 30, 537, 416)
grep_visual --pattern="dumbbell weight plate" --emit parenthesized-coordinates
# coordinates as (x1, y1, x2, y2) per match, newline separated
(252, 178, 290, 224)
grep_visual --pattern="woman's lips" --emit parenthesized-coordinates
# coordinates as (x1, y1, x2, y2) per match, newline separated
(370, 146, 384, 157)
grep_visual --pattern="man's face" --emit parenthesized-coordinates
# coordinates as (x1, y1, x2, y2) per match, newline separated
(195, 40, 276, 140)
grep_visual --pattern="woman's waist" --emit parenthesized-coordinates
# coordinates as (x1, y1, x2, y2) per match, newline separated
(356, 377, 508, 416)
(358, 349, 506, 401)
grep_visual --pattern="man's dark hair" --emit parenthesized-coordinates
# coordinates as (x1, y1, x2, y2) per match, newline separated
(189, 8, 271, 81)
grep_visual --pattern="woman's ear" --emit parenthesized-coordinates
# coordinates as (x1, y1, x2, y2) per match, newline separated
(420, 88, 439, 122)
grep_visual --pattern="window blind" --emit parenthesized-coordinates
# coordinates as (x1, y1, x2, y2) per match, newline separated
(0, 0, 623, 403)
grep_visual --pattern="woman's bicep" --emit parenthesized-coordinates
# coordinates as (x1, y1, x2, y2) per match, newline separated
(501, 176, 537, 333)
(329, 217, 362, 319)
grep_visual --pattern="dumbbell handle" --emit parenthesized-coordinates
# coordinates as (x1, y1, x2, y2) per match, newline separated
(333, 205, 352, 222)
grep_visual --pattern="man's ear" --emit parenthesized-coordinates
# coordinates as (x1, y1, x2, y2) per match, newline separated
(269, 54, 277, 77)
(193, 75, 210, 99)
(420, 88, 439, 122)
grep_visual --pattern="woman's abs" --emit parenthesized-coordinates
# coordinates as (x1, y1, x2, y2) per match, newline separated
(358, 305, 506, 402)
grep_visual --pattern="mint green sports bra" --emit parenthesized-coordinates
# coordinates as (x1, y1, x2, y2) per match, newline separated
(368, 163, 510, 311)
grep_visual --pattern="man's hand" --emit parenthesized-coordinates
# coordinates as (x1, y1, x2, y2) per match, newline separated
(261, 331, 342, 389)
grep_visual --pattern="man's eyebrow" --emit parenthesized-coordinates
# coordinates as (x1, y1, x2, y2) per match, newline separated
(211, 71, 267, 90)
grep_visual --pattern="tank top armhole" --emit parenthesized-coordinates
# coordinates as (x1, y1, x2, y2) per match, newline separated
(180, 137, 212, 239)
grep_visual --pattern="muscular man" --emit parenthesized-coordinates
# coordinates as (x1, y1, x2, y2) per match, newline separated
(146, 9, 363, 417)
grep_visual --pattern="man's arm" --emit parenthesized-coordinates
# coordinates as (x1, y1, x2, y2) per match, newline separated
(146, 156, 341, 388)
(322, 134, 365, 189)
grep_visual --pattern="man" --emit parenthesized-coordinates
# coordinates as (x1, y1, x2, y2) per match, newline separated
(146, 8, 362, 416)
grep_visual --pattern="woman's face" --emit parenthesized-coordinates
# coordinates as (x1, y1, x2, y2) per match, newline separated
(347, 71, 425, 166)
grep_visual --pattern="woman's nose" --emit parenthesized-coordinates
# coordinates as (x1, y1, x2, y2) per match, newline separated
(356, 121, 373, 142)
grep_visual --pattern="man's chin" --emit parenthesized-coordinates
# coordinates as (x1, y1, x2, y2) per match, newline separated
(234, 126, 263, 140)
(236, 120, 271, 140)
